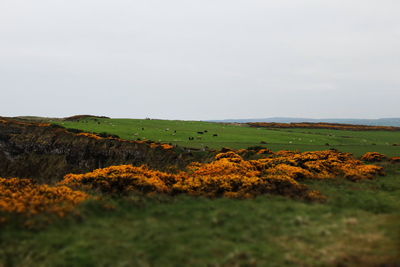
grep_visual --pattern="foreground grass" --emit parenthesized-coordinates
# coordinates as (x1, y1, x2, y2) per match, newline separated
(51, 118, 400, 157)
(1, 165, 399, 266)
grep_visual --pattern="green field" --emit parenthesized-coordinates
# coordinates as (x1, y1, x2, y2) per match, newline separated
(2, 164, 399, 266)
(52, 118, 400, 157)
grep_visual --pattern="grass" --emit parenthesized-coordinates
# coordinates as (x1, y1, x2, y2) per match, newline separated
(1, 164, 399, 266)
(51, 118, 400, 157)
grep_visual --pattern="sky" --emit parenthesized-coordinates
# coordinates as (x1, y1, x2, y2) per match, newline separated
(1, 0, 399, 120)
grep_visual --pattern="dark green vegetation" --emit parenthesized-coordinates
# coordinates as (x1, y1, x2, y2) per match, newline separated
(52, 117, 400, 157)
(1, 164, 399, 266)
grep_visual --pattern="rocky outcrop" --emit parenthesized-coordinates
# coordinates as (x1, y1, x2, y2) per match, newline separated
(0, 118, 204, 183)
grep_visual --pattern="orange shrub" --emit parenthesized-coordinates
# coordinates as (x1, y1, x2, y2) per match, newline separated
(37, 123, 52, 127)
(77, 132, 103, 140)
(189, 154, 260, 177)
(274, 150, 298, 157)
(0, 177, 89, 218)
(215, 151, 243, 161)
(178, 152, 312, 199)
(266, 164, 313, 180)
(390, 157, 400, 163)
(61, 165, 180, 194)
(149, 143, 174, 150)
(173, 174, 269, 198)
(340, 164, 384, 181)
(160, 144, 174, 150)
(60, 150, 384, 201)
(361, 152, 387, 162)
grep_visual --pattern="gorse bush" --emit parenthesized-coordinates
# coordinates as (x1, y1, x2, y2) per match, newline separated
(60, 150, 384, 200)
(0, 177, 89, 223)
(361, 152, 388, 162)
(77, 132, 104, 140)
(62, 165, 179, 194)
(390, 157, 400, 163)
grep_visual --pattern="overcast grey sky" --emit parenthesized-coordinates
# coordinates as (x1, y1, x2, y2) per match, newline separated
(1, 0, 399, 120)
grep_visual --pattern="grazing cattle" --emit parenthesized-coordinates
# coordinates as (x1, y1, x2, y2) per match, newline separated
(188, 137, 194, 140)
(213, 134, 218, 137)
(197, 131, 204, 134)
(204, 130, 208, 133)
(174, 130, 176, 133)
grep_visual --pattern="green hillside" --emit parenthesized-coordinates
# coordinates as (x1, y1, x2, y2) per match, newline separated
(52, 118, 400, 157)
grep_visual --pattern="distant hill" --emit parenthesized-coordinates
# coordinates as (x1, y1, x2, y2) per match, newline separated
(208, 117, 400, 127)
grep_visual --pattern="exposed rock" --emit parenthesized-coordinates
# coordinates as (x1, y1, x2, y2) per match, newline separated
(0, 118, 203, 183)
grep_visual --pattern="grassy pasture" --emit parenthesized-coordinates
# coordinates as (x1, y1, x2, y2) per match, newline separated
(52, 118, 400, 157)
